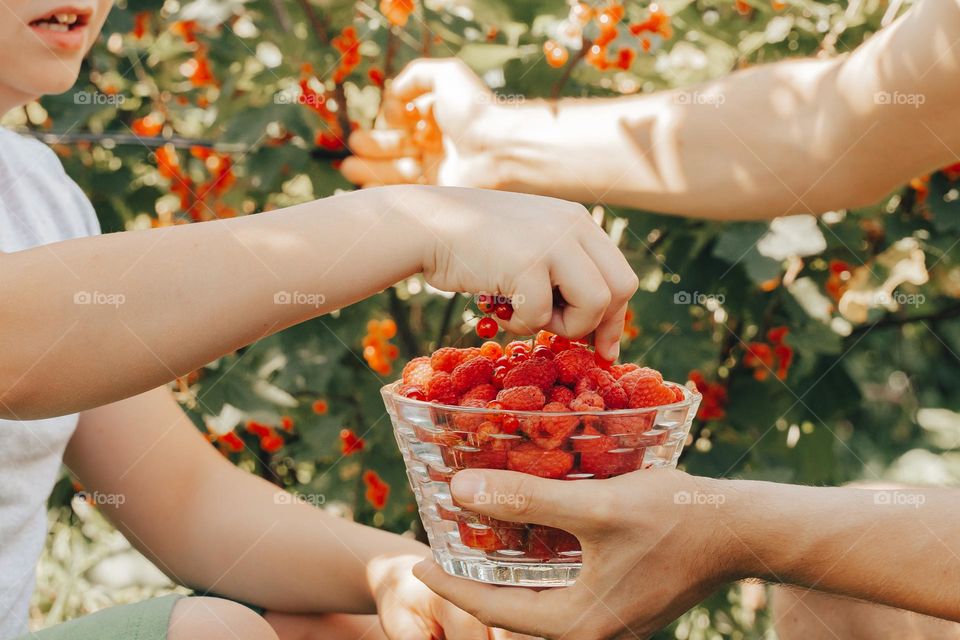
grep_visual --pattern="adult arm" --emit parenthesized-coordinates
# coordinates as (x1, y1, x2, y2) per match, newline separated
(413, 468, 960, 639)
(344, 0, 960, 218)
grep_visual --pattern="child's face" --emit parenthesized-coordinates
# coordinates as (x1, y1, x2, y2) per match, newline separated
(0, 0, 113, 105)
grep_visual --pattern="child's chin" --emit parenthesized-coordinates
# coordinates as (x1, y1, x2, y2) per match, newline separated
(34, 66, 83, 96)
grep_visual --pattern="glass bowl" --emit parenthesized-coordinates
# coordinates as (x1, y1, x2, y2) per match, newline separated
(381, 380, 701, 587)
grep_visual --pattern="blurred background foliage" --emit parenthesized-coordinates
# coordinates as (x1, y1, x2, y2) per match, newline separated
(12, 0, 960, 636)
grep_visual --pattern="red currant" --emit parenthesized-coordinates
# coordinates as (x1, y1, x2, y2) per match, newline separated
(480, 341, 503, 359)
(493, 366, 508, 387)
(493, 302, 514, 321)
(535, 330, 554, 347)
(505, 340, 531, 356)
(494, 356, 511, 369)
(476, 317, 498, 339)
(509, 351, 529, 365)
(501, 415, 520, 434)
(477, 294, 494, 314)
(549, 335, 571, 353)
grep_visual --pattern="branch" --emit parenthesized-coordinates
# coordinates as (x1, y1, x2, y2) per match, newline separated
(850, 303, 960, 335)
(435, 294, 462, 347)
(295, 0, 329, 43)
(551, 40, 590, 99)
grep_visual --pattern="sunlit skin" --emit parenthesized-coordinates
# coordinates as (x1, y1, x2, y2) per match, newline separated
(342, 0, 960, 638)
(0, 1, 636, 638)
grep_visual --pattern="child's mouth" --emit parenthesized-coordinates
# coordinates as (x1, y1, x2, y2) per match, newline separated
(29, 8, 92, 49)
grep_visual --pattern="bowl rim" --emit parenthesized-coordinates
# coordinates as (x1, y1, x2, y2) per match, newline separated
(381, 379, 702, 418)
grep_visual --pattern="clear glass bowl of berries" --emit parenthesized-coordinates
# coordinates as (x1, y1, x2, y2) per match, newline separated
(381, 332, 702, 587)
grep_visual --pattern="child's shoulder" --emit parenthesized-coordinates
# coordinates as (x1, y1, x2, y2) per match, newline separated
(0, 128, 100, 249)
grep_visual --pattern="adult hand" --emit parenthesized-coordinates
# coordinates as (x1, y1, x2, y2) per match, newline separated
(413, 469, 743, 639)
(342, 59, 504, 189)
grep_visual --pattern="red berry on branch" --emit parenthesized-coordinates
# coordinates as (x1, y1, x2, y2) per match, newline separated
(493, 302, 514, 320)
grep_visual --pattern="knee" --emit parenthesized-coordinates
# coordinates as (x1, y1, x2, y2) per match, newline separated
(168, 596, 278, 640)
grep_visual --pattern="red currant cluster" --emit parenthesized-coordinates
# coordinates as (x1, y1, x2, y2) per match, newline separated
(473, 293, 514, 339)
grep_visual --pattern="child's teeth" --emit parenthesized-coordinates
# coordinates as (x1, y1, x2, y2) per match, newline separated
(56, 13, 78, 24)
(45, 22, 69, 31)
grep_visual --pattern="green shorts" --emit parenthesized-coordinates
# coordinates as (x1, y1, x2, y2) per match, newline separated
(16, 594, 184, 640)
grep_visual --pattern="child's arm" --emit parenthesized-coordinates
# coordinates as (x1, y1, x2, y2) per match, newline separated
(66, 387, 499, 637)
(1, 184, 636, 419)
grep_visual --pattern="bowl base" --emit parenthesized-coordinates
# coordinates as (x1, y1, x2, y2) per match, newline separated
(434, 548, 580, 587)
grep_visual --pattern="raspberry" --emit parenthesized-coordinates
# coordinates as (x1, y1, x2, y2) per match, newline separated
(626, 376, 675, 408)
(570, 391, 604, 412)
(618, 367, 665, 397)
(399, 383, 426, 400)
(451, 399, 487, 432)
(526, 525, 580, 559)
(460, 383, 497, 403)
(443, 421, 513, 469)
(671, 384, 685, 403)
(574, 368, 616, 395)
(599, 383, 628, 409)
(610, 363, 639, 379)
(507, 442, 574, 479)
(521, 402, 579, 449)
(555, 347, 595, 385)
(476, 316, 499, 339)
(402, 356, 433, 387)
(426, 371, 458, 405)
(601, 412, 656, 448)
(502, 358, 558, 392)
(573, 426, 642, 478)
(431, 347, 481, 373)
(495, 385, 546, 411)
(451, 357, 494, 393)
(457, 521, 525, 552)
(548, 385, 575, 406)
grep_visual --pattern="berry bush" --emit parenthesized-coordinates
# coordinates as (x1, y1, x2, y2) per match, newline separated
(19, 0, 960, 636)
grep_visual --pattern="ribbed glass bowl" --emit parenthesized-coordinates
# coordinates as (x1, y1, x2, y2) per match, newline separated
(381, 380, 701, 587)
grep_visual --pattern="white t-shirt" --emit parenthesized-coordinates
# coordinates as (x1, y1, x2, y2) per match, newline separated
(0, 127, 101, 639)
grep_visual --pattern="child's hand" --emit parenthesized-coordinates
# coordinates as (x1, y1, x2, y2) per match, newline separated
(368, 553, 539, 639)
(392, 184, 638, 360)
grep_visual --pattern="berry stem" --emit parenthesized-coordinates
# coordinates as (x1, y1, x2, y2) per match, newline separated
(551, 38, 591, 100)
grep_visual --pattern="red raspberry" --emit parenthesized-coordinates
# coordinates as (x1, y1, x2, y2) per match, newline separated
(507, 442, 574, 478)
(502, 357, 558, 392)
(618, 367, 665, 397)
(548, 385, 576, 406)
(457, 521, 525, 552)
(574, 368, 616, 394)
(670, 384, 685, 403)
(610, 363, 639, 379)
(430, 347, 481, 373)
(399, 383, 426, 400)
(626, 376, 675, 408)
(451, 357, 494, 393)
(451, 399, 487, 432)
(495, 385, 546, 411)
(402, 356, 433, 387)
(573, 426, 643, 478)
(599, 383, 628, 409)
(526, 525, 580, 559)
(601, 412, 656, 448)
(426, 371, 457, 405)
(460, 383, 497, 403)
(555, 347, 595, 385)
(570, 391, 604, 412)
(521, 402, 579, 449)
